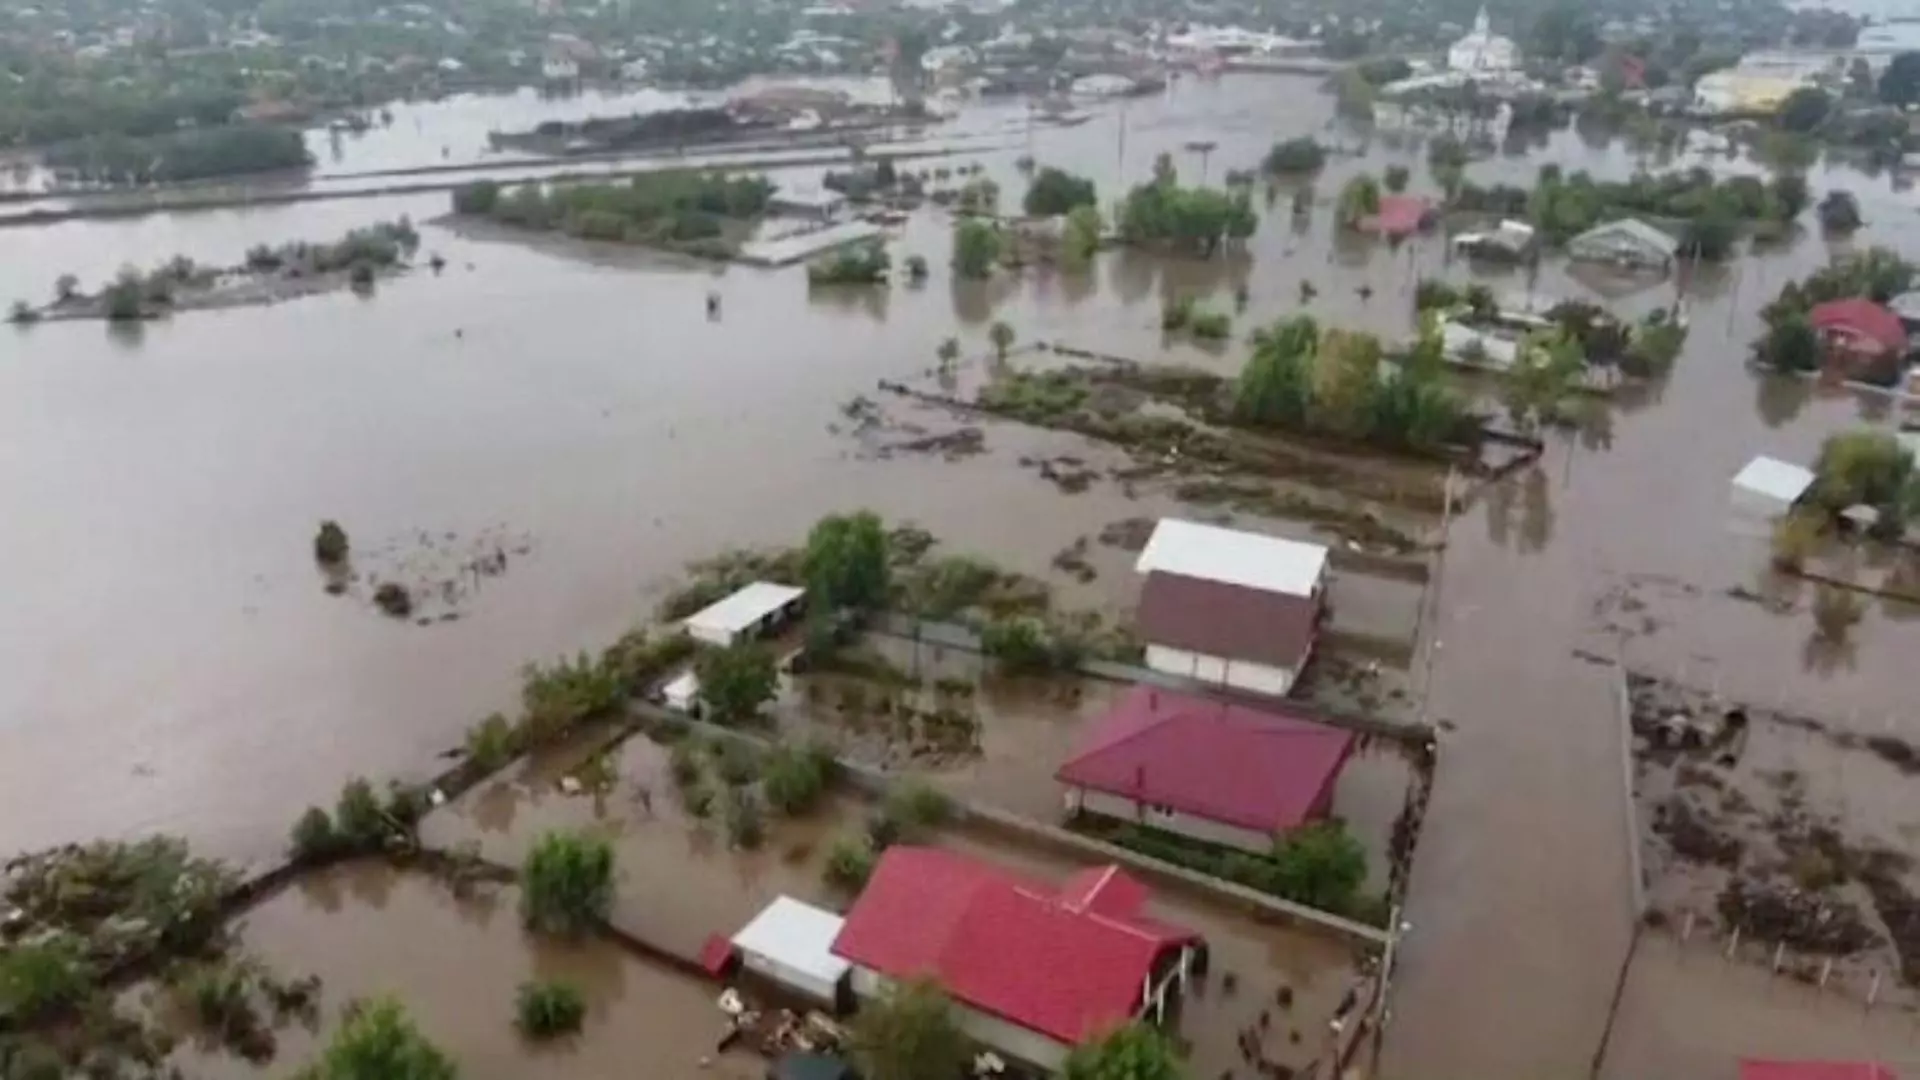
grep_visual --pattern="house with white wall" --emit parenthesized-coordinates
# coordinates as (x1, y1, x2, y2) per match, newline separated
(1133, 519, 1327, 698)
(830, 846, 1203, 1071)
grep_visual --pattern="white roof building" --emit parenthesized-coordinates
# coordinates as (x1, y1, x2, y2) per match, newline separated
(1447, 7, 1519, 74)
(1135, 518, 1327, 598)
(681, 581, 806, 647)
(731, 896, 851, 1003)
(1730, 455, 1815, 518)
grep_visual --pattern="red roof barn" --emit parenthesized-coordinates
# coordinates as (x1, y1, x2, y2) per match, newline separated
(1056, 685, 1354, 852)
(830, 846, 1201, 1068)
(1810, 298, 1908, 359)
(1362, 195, 1435, 239)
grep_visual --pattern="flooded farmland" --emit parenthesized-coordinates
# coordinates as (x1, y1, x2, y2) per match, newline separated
(7, 67, 1920, 1079)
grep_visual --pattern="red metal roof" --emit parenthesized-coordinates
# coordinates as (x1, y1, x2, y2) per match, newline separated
(1136, 570, 1320, 670)
(1810, 299, 1907, 352)
(1055, 685, 1354, 833)
(1363, 195, 1433, 237)
(1741, 1062, 1896, 1080)
(830, 846, 1198, 1045)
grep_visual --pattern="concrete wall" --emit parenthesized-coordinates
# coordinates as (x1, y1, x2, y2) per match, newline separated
(742, 951, 840, 1005)
(1143, 644, 1295, 697)
(1072, 788, 1276, 854)
(850, 966, 1071, 1071)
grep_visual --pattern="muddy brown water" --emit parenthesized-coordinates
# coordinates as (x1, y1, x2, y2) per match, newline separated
(8, 71, 1920, 1078)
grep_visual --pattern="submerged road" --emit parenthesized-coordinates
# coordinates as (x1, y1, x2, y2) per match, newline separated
(1379, 453, 1637, 1079)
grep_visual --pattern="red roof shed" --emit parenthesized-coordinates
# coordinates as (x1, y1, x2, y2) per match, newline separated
(1740, 1062, 1896, 1080)
(1055, 685, 1354, 834)
(830, 846, 1199, 1046)
(1810, 298, 1907, 355)
(1363, 195, 1434, 238)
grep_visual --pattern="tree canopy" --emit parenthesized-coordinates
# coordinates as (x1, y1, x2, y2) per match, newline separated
(1261, 137, 1326, 174)
(695, 642, 779, 726)
(951, 219, 1003, 279)
(804, 511, 891, 613)
(1269, 821, 1369, 913)
(296, 999, 456, 1080)
(1234, 315, 1472, 453)
(1810, 430, 1915, 534)
(1117, 173, 1257, 257)
(1881, 51, 1920, 107)
(845, 978, 969, 1080)
(520, 830, 615, 937)
(1063, 1023, 1186, 1080)
(1776, 87, 1832, 133)
(1023, 167, 1098, 217)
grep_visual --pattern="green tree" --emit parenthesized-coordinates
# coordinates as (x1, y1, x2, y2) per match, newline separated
(936, 336, 961, 370)
(695, 642, 778, 726)
(1271, 821, 1368, 913)
(1063, 1023, 1185, 1080)
(1336, 174, 1381, 228)
(989, 321, 1015, 360)
(0, 937, 91, 1024)
(1880, 51, 1920, 107)
(979, 615, 1057, 673)
(53, 274, 79, 302)
(1064, 203, 1103, 268)
(314, 521, 349, 565)
(1757, 314, 1821, 373)
(951, 219, 1002, 279)
(846, 978, 969, 1080)
(1235, 316, 1319, 429)
(804, 511, 891, 613)
(1810, 430, 1914, 532)
(1818, 190, 1863, 234)
(761, 742, 832, 816)
(1504, 329, 1586, 433)
(521, 831, 615, 937)
(297, 998, 455, 1080)
(1768, 173, 1811, 221)
(103, 270, 145, 321)
(1023, 167, 1098, 216)
(1776, 88, 1832, 133)
(1261, 137, 1326, 174)
(451, 180, 501, 215)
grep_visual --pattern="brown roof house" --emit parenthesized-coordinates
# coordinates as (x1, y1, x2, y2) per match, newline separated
(1132, 519, 1328, 698)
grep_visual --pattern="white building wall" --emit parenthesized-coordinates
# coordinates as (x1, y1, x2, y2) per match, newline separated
(1143, 644, 1296, 697)
(1074, 789, 1277, 853)
(850, 967, 1072, 1070)
(742, 952, 839, 1003)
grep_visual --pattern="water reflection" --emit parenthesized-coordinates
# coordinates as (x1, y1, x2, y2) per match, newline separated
(806, 284, 890, 323)
(1753, 372, 1813, 428)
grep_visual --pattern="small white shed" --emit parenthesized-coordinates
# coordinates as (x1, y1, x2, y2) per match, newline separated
(730, 896, 851, 1007)
(682, 582, 806, 648)
(662, 670, 701, 714)
(1730, 455, 1815, 519)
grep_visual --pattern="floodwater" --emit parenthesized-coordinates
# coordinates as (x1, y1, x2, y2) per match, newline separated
(418, 726, 1368, 1077)
(167, 862, 762, 1080)
(8, 69, 1920, 1077)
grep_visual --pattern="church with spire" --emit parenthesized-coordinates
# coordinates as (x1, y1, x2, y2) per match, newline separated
(1447, 7, 1520, 74)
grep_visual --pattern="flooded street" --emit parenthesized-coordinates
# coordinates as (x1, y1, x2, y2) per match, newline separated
(8, 70, 1920, 1076)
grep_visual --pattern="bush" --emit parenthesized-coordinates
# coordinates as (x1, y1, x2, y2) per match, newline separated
(0, 937, 91, 1023)
(681, 782, 715, 818)
(712, 738, 762, 786)
(979, 615, 1064, 673)
(823, 834, 877, 891)
(761, 742, 833, 816)
(348, 262, 376, 288)
(1383, 165, 1411, 193)
(884, 781, 953, 832)
(1189, 310, 1231, 340)
(334, 778, 390, 851)
(103, 274, 145, 321)
(289, 807, 338, 861)
(313, 521, 349, 565)
(520, 831, 615, 936)
(466, 712, 517, 771)
(1023, 167, 1098, 217)
(302, 997, 455, 1080)
(8, 299, 40, 324)
(515, 980, 586, 1039)
(724, 788, 765, 849)
(668, 740, 703, 787)
(1161, 295, 1194, 331)
(372, 582, 413, 617)
(1262, 137, 1326, 174)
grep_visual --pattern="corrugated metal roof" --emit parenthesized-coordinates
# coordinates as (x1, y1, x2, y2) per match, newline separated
(1134, 519, 1326, 598)
(683, 581, 804, 643)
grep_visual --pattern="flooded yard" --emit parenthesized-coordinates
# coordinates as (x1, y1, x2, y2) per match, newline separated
(416, 724, 1373, 1078)
(164, 862, 761, 1080)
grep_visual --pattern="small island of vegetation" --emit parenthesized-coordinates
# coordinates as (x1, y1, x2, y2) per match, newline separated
(449, 170, 774, 260)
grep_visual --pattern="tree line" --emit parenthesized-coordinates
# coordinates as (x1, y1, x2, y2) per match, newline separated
(43, 124, 311, 185)
(1117, 153, 1258, 258)
(451, 171, 773, 254)
(1233, 315, 1478, 453)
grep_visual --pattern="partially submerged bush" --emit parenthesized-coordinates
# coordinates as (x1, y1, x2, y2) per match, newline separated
(372, 582, 413, 618)
(724, 788, 765, 850)
(521, 831, 615, 937)
(333, 777, 390, 851)
(884, 781, 953, 834)
(289, 806, 339, 861)
(760, 741, 833, 816)
(823, 834, 877, 891)
(712, 738, 762, 787)
(465, 712, 517, 771)
(515, 979, 587, 1039)
(313, 521, 350, 565)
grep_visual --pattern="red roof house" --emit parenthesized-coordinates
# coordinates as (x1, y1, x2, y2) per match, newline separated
(1056, 685, 1354, 852)
(1810, 298, 1908, 362)
(1740, 1062, 1897, 1080)
(831, 846, 1202, 1068)
(1362, 195, 1435, 239)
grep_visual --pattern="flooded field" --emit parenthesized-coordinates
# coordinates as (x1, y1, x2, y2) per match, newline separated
(8, 66, 1920, 1079)
(163, 862, 763, 1080)
(416, 725, 1371, 1077)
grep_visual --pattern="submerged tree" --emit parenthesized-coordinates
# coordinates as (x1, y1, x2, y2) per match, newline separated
(1335, 174, 1381, 228)
(1817, 190, 1864, 234)
(313, 521, 350, 565)
(1063, 1023, 1186, 1080)
(520, 830, 615, 937)
(804, 511, 891, 613)
(296, 998, 455, 1080)
(989, 321, 1016, 361)
(1023, 167, 1098, 217)
(846, 978, 969, 1080)
(694, 642, 778, 726)
(950, 219, 1002, 279)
